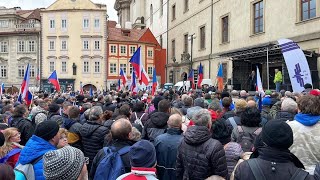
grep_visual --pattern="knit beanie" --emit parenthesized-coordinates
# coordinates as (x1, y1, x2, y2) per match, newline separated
(130, 140, 156, 168)
(34, 121, 59, 141)
(262, 120, 293, 149)
(43, 146, 85, 180)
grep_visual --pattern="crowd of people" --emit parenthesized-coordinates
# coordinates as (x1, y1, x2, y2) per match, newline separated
(0, 85, 320, 180)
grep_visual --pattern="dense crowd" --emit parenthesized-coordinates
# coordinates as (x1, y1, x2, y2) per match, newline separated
(0, 84, 320, 180)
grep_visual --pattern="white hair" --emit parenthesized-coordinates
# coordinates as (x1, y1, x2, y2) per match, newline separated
(240, 90, 247, 97)
(285, 91, 292, 97)
(281, 98, 297, 113)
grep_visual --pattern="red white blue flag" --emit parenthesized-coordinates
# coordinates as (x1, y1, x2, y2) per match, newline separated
(80, 82, 84, 95)
(129, 47, 142, 80)
(48, 70, 60, 92)
(18, 64, 32, 105)
(197, 63, 203, 88)
(217, 64, 224, 91)
(130, 71, 137, 95)
(188, 69, 194, 89)
(152, 67, 157, 96)
(36, 68, 40, 81)
(120, 68, 127, 86)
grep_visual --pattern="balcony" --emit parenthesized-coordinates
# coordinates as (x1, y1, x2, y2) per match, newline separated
(16, 23, 35, 29)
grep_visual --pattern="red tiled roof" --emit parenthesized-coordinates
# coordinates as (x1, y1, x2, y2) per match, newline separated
(27, 9, 41, 20)
(107, 21, 117, 28)
(16, 10, 33, 15)
(108, 27, 147, 42)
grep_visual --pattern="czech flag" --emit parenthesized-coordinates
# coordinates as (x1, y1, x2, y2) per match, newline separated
(0, 83, 4, 96)
(120, 68, 127, 86)
(48, 70, 61, 92)
(36, 68, 40, 81)
(130, 71, 137, 95)
(140, 67, 150, 86)
(152, 67, 157, 96)
(25, 91, 33, 106)
(197, 63, 203, 88)
(188, 69, 195, 89)
(129, 47, 142, 80)
(20, 64, 30, 100)
(217, 64, 224, 91)
(80, 82, 84, 95)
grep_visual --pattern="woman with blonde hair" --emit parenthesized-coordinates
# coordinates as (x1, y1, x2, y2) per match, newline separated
(57, 128, 69, 149)
(0, 127, 23, 168)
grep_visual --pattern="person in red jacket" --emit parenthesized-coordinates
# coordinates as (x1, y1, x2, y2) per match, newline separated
(0, 127, 23, 168)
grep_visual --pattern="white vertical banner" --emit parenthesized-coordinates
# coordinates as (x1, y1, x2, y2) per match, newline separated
(256, 66, 264, 96)
(278, 39, 312, 92)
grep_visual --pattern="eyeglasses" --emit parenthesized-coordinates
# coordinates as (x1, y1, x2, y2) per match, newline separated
(84, 157, 89, 165)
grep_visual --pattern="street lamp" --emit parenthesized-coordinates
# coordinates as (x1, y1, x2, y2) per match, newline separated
(188, 34, 196, 71)
(172, 57, 176, 83)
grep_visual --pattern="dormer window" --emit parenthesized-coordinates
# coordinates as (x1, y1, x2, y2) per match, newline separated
(122, 29, 130, 37)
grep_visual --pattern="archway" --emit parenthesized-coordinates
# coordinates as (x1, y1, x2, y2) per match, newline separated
(83, 84, 97, 92)
(6, 86, 19, 94)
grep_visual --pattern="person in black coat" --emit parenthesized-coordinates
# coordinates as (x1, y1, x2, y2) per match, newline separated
(79, 106, 109, 172)
(235, 120, 313, 180)
(142, 99, 170, 142)
(249, 71, 257, 91)
(90, 118, 134, 179)
(9, 105, 34, 145)
(154, 114, 184, 180)
(176, 109, 228, 180)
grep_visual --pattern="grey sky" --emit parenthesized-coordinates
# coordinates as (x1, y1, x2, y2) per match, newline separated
(0, 0, 118, 22)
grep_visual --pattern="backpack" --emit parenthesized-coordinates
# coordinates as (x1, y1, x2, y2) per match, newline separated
(248, 159, 309, 180)
(0, 148, 21, 163)
(236, 126, 261, 152)
(14, 155, 43, 180)
(93, 146, 131, 180)
(134, 112, 145, 128)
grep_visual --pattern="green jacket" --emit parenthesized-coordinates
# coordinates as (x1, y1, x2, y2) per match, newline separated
(274, 71, 282, 83)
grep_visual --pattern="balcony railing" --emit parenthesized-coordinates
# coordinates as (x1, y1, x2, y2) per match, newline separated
(15, 23, 35, 29)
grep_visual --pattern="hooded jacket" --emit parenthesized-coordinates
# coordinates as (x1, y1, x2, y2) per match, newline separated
(142, 112, 169, 142)
(63, 117, 83, 150)
(80, 121, 109, 171)
(275, 111, 295, 122)
(288, 113, 320, 174)
(16, 135, 56, 180)
(10, 117, 34, 146)
(48, 112, 63, 127)
(31, 106, 48, 125)
(176, 126, 228, 180)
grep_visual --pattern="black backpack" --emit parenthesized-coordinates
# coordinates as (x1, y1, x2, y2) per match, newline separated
(236, 126, 261, 152)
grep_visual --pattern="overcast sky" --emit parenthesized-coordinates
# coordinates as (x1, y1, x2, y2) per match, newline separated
(0, 0, 118, 22)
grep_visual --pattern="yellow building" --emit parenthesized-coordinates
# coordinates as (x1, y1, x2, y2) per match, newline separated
(41, 0, 107, 92)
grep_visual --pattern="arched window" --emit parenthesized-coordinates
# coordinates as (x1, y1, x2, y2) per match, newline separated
(150, 4, 153, 24)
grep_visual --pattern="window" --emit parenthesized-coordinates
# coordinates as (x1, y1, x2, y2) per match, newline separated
(0, 20, 8, 28)
(200, 26, 206, 49)
(94, 62, 100, 73)
(94, 41, 100, 50)
(160, 35, 163, 48)
(18, 65, 25, 78)
(301, 0, 316, 20)
(253, 1, 264, 33)
(61, 19, 67, 29)
(83, 40, 89, 50)
(61, 40, 67, 50)
(172, 40, 175, 58)
(130, 46, 136, 54)
(28, 41, 35, 52)
(222, 16, 229, 43)
(0, 42, 8, 53)
(0, 65, 7, 77)
(83, 61, 89, 73)
(120, 46, 126, 54)
(62, 62, 67, 72)
(184, 34, 188, 53)
(110, 63, 117, 74)
(49, 41, 55, 50)
(18, 41, 25, 52)
(94, 19, 100, 28)
(50, 20, 55, 29)
(160, 0, 163, 16)
(129, 64, 133, 74)
(172, 5, 176, 20)
(29, 65, 35, 77)
(184, 0, 189, 12)
(83, 19, 89, 28)
(49, 62, 55, 72)
(148, 50, 153, 58)
(111, 45, 117, 54)
(148, 67, 153, 75)
(150, 4, 153, 24)
(120, 64, 127, 73)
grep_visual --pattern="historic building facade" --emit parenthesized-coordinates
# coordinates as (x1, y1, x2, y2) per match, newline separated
(0, 7, 41, 93)
(107, 21, 166, 90)
(41, 0, 107, 92)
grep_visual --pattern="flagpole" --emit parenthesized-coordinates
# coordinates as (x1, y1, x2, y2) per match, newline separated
(267, 46, 269, 90)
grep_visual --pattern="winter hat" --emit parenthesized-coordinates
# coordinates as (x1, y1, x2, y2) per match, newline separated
(262, 97, 272, 106)
(262, 120, 293, 149)
(130, 140, 156, 168)
(310, 89, 320, 96)
(34, 121, 59, 141)
(221, 91, 230, 99)
(265, 90, 272, 95)
(55, 98, 65, 105)
(43, 146, 85, 180)
(194, 98, 205, 108)
(48, 103, 60, 113)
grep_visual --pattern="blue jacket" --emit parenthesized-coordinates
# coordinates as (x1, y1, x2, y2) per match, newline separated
(16, 135, 56, 180)
(154, 128, 183, 180)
